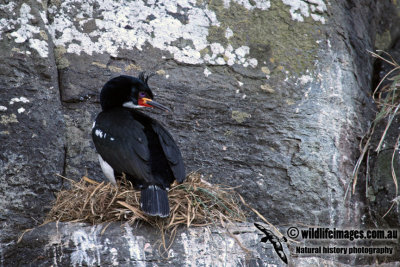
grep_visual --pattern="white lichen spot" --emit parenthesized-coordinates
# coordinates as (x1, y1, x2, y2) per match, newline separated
(223, 0, 271, 10)
(248, 58, 258, 68)
(235, 46, 250, 59)
(238, 81, 243, 87)
(110, 248, 119, 266)
(204, 68, 212, 77)
(1, 1, 274, 65)
(311, 13, 326, 24)
(10, 4, 35, 43)
(44, 0, 264, 67)
(281, 0, 327, 23)
(225, 27, 233, 39)
(29, 38, 49, 58)
(9, 97, 29, 105)
(17, 107, 25, 113)
(261, 66, 270, 75)
(215, 57, 225, 65)
(0, 106, 7, 111)
(299, 74, 313, 85)
(6, 4, 49, 57)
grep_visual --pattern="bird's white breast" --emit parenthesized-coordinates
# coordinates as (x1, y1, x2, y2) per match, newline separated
(98, 154, 116, 185)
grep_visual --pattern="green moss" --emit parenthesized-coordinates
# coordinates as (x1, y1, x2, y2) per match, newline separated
(54, 45, 70, 69)
(200, 47, 210, 57)
(375, 30, 391, 51)
(208, 25, 228, 46)
(207, 0, 324, 74)
(231, 110, 251, 123)
(372, 150, 400, 197)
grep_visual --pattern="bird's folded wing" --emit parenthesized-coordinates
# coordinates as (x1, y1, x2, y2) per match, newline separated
(92, 119, 152, 183)
(151, 121, 186, 183)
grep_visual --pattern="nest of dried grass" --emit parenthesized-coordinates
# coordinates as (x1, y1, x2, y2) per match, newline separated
(45, 173, 246, 238)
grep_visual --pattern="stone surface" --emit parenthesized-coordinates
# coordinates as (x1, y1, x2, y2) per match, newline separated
(7, 222, 286, 266)
(0, 0, 399, 266)
(0, 0, 65, 258)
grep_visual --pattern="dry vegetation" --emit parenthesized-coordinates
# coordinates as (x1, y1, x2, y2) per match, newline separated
(44, 172, 247, 252)
(350, 51, 400, 216)
(46, 172, 247, 226)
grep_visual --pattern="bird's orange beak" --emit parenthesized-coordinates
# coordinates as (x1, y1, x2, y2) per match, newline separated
(139, 97, 171, 112)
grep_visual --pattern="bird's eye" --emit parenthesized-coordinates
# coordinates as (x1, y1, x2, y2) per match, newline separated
(139, 92, 147, 98)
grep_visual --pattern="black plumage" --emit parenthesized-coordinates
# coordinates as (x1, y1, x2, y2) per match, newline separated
(92, 74, 185, 217)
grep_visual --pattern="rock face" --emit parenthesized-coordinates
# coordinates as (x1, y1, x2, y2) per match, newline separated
(0, 0, 65, 258)
(1, 0, 399, 265)
(9, 222, 285, 266)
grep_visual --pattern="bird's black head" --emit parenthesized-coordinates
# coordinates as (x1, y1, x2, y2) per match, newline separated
(99, 73, 170, 112)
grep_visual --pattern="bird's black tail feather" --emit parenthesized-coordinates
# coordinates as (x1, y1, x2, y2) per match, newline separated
(140, 185, 169, 217)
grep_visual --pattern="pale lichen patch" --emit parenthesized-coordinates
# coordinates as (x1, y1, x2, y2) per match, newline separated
(10, 97, 30, 105)
(91, 62, 107, 69)
(285, 99, 296, 105)
(231, 110, 251, 123)
(6, 3, 49, 57)
(45, 0, 261, 67)
(1, 114, 18, 124)
(54, 46, 70, 69)
(108, 66, 122, 73)
(125, 64, 142, 71)
(156, 69, 166, 75)
(223, 0, 271, 10)
(260, 83, 275, 93)
(299, 74, 313, 85)
(225, 27, 233, 39)
(281, 0, 327, 23)
(204, 68, 212, 77)
(261, 66, 271, 75)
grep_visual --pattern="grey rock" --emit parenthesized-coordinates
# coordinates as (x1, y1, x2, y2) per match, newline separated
(0, 0, 65, 252)
(0, 0, 399, 265)
(8, 222, 287, 266)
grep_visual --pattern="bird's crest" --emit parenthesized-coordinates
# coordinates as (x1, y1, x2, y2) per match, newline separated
(138, 72, 155, 87)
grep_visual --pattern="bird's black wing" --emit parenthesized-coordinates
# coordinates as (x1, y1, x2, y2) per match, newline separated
(92, 110, 153, 183)
(151, 121, 186, 183)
